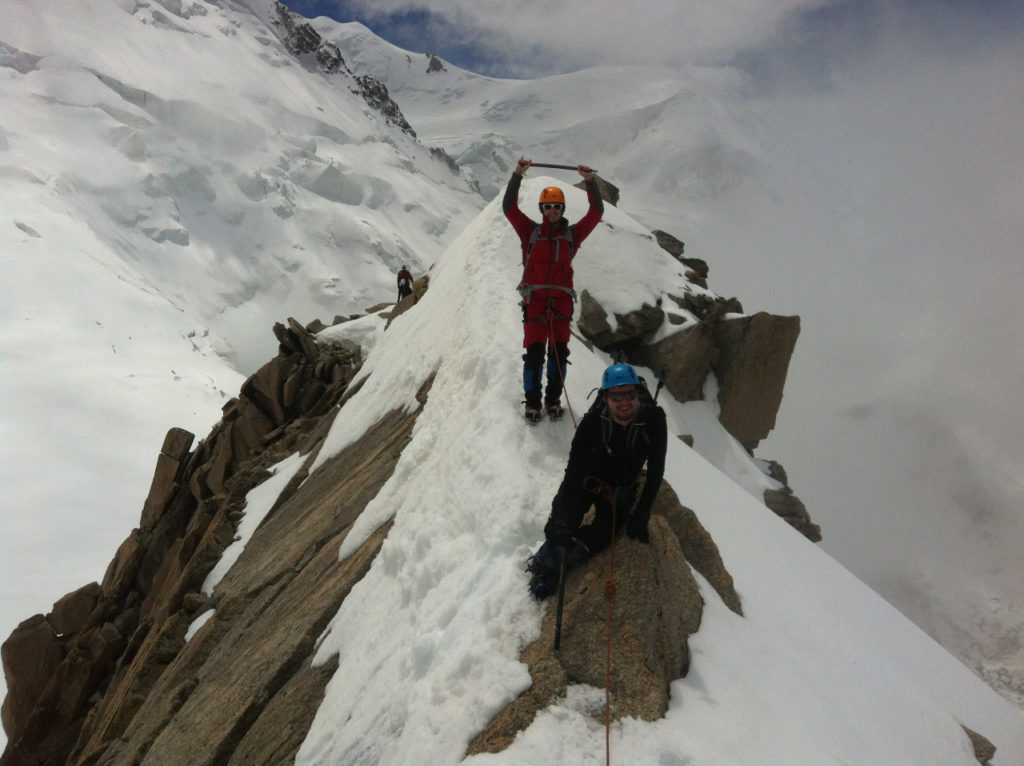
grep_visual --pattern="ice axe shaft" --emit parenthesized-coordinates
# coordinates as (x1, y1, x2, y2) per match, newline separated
(530, 162, 598, 172)
(553, 545, 568, 651)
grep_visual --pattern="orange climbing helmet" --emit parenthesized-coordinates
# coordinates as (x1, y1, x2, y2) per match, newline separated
(538, 186, 565, 206)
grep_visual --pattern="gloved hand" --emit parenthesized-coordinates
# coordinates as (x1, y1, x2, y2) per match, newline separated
(626, 511, 650, 543)
(544, 519, 574, 548)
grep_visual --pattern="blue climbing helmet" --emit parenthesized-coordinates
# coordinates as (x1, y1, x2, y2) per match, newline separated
(601, 363, 640, 390)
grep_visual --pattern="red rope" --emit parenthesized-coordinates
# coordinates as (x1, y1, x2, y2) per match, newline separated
(544, 307, 578, 428)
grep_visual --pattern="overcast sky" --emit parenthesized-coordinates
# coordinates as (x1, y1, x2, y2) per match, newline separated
(290, 0, 1024, 84)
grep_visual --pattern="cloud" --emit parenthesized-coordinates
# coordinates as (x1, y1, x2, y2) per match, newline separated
(616, 1, 1024, 684)
(315, 0, 838, 78)
(309, 1, 1024, 95)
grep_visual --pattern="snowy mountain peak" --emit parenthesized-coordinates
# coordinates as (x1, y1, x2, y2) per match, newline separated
(269, 1, 417, 137)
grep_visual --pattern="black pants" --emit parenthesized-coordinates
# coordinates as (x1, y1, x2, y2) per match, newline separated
(545, 484, 635, 557)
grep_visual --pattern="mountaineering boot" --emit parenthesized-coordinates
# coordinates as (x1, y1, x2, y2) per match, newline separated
(544, 400, 564, 421)
(544, 345, 568, 421)
(526, 554, 557, 599)
(525, 537, 591, 600)
(523, 344, 544, 424)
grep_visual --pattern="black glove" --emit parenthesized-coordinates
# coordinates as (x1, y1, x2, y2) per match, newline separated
(626, 511, 650, 543)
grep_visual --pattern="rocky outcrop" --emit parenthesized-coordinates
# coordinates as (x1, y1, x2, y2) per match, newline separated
(425, 52, 447, 73)
(963, 724, 997, 764)
(577, 290, 665, 352)
(713, 312, 800, 451)
(273, 1, 343, 73)
(271, 2, 415, 136)
(1, 319, 373, 766)
(653, 230, 711, 288)
(468, 483, 740, 755)
(578, 284, 799, 453)
(1, 616, 64, 746)
(631, 314, 717, 402)
(653, 229, 686, 258)
(576, 245, 815, 543)
(354, 74, 417, 136)
(72, 401, 422, 766)
(763, 461, 821, 542)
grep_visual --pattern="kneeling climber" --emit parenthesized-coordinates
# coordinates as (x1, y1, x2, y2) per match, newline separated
(527, 363, 667, 598)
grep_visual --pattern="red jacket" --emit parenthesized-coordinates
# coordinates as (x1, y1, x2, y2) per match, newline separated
(503, 175, 603, 301)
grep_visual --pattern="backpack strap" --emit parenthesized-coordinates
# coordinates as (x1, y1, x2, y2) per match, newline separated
(519, 223, 577, 301)
(526, 223, 574, 262)
(518, 284, 578, 302)
(598, 402, 653, 457)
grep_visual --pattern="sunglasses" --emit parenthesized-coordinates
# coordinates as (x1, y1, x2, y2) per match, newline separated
(540, 203, 564, 211)
(607, 390, 637, 403)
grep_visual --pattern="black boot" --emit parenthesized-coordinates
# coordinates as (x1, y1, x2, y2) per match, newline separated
(525, 538, 590, 599)
(544, 343, 568, 420)
(523, 343, 544, 423)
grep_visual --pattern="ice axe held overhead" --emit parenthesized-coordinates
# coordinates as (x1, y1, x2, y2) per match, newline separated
(514, 158, 597, 178)
(529, 162, 598, 173)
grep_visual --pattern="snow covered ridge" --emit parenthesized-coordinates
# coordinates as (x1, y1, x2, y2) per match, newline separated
(2, 0, 1022, 763)
(5, 190, 1023, 764)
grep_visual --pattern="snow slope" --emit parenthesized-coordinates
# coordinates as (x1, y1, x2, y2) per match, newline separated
(203, 186, 1023, 764)
(0, 0, 481, 692)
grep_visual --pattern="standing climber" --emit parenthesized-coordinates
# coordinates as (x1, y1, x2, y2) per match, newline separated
(503, 158, 603, 422)
(397, 264, 414, 302)
(526, 363, 667, 599)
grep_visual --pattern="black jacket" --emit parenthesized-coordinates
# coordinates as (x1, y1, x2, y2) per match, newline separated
(558, 401, 667, 519)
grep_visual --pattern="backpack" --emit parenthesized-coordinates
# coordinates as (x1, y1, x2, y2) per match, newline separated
(525, 222, 574, 263)
(518, 223, 577, 302)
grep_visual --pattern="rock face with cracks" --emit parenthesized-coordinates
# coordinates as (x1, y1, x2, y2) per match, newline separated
(1, 315, 421, 766)
(467, 483, 741, 756)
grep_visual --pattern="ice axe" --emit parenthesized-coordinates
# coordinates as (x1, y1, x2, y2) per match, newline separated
(529, 162, 598, 173)
(553, 544, 568, 652)
(654, 366, 667, 402)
